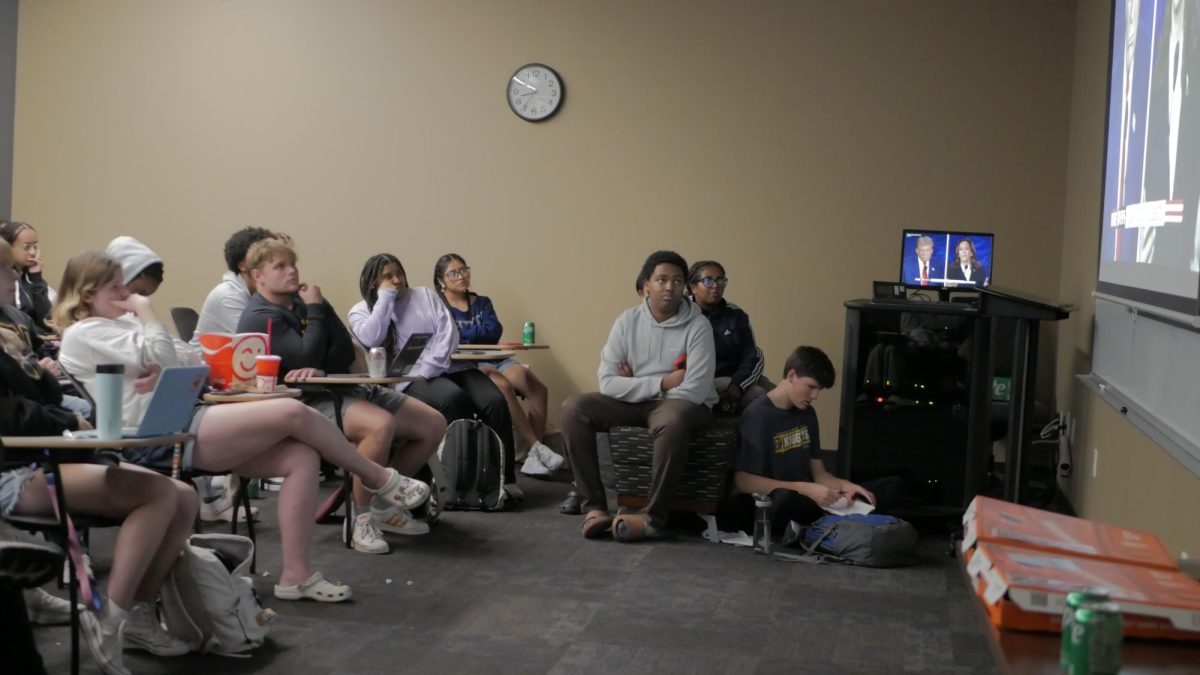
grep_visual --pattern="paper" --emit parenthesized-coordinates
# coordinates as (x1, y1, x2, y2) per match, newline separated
(699, 527, 754, 547)
(822, 496, 875, 516)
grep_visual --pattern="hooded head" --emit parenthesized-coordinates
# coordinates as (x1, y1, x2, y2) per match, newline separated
(106, 236, 165, 296)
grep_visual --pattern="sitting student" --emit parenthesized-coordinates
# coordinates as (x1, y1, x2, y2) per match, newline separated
(349, 253, 520, 495)
(0, 240, 195, 674)
(687, 260, 771, 413)
(55, 251, 424, 599)
(105, 236, 165, 297)
(561, 250, 717, 541)
(0, 220, 57, 337)
(433, 253, 564, 476)
(194, 226, 279, 340)
(105, 235, 254, 522)
(237, 239, 445, 553)
(729, 346, 905, 534)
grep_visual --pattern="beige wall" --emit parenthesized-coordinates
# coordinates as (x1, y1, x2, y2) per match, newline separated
(14, 1, 1076, 433)
(1055, 1, 1200, 557)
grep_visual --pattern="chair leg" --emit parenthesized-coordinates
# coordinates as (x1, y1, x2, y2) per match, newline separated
(342, 473, 353, 549)
(239, 478, 257, 574)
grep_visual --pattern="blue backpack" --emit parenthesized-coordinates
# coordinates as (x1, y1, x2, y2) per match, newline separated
(799, 514, 918, 567)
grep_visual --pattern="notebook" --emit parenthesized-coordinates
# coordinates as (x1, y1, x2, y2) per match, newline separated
(69, 365, 208, 439)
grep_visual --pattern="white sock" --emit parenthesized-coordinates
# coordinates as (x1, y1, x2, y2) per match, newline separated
(102, 600, 129, 628)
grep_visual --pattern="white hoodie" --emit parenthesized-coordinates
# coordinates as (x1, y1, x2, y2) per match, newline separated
(598, 298, 718, 407)
(105, 236, 163, 284)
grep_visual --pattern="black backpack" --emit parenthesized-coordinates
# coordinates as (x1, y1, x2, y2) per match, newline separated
(797, 514, 919, 567)
(436, 419, 508, 511)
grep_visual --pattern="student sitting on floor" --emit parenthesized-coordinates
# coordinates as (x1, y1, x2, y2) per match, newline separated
(349, 253, 521, 497)
(561, 250, 717, 542)
(237, 239, 445, 553)
(0, 220, 57, 338)
(725, 346, 905, 535)
(55, 250, 423, 602)
(686, 260, 772, 413)
(433, 253, 564, 476)
(193, 226, 280, 340)
(0, 240, 195, 675)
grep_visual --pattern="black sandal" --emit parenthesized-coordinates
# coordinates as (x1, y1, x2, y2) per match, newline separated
(559, 490, 582, 515)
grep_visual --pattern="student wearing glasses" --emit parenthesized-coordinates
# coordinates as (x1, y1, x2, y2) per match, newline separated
(0, 220, 56, 337)
(687, 260, 771, 414)
(433, 254, 564, 477)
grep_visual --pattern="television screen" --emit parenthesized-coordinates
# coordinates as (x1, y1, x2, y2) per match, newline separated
(1097, 0, 1200, 315)
(900, 229, 994, 289)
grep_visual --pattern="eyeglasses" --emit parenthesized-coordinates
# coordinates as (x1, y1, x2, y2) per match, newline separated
(698, 276, 728, 288)
(445, 267, 471, 280)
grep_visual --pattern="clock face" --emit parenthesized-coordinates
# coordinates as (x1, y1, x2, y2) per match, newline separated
(507, 64, 563, 122)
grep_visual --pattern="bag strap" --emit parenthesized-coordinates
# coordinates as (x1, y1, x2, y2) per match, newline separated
(43, 470, 99, 609)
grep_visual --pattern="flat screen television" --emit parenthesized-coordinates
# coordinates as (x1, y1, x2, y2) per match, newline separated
(900, 229, 994, 290)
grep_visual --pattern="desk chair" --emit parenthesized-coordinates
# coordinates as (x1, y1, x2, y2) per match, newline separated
(1, 438, 122, 675)
(169, 307, 200, 342)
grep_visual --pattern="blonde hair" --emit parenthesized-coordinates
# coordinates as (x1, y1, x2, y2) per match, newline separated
(51, 251, 122, 329)
(245, 238, 297, 273)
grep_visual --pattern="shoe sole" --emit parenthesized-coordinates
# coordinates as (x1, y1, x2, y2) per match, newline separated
(80, 612, 132, 675)
(124, 636, 190, 657)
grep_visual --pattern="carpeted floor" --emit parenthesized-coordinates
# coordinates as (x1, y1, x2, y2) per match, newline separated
(31, 473, 998, 674)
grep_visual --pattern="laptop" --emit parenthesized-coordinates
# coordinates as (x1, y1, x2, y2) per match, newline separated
(70, 365, 208, 439)
(388, 333, 432, 376)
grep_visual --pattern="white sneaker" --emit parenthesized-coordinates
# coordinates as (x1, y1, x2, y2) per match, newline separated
(368, 468, 430, 511)
(23, 587, 77, 625)
(124, 602, 189, 656)
(520, 453, 551, 477)
(80, 608, 132, 675)
(371, 506, 430, 536)
(531, 441, 565, 472)
(344, 513, 389, 554)
(261, 477, 285, 492)
(199, 493, 260, 523)
(62, 551, 94, 585)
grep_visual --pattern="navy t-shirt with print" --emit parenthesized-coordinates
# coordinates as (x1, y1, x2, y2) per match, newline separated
(736, 394, 819, 483)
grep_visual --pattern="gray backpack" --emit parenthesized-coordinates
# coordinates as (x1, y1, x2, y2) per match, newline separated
(796, 514, 918, 567)
(436, 419, 508, 511)
(160, 534, 275, 655)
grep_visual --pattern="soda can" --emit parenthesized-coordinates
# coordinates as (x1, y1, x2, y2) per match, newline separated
(367, 346, 388, 378)
(1060, 587, 1110, 668)
(1064, 601, 1123, 675)
(522, 321, 536, 346)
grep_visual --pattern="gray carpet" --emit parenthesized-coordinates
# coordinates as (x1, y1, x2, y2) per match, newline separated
(32, 475, 997, 674)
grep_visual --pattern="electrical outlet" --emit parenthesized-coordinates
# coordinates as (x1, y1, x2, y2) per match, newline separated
(1092, 447, 1099, 478)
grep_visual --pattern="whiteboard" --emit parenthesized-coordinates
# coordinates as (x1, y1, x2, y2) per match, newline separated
(1089, 296, 1200, 478)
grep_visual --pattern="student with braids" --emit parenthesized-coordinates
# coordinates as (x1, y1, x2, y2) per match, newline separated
(432, 253, 564, 476)
(348, 253, 522, 497)
(687, 260, 771, 413)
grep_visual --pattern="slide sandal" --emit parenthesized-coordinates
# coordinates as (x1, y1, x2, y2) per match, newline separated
(612, 514, 667, 543)
(274, 571, 353, 603)
(580, 510, 614, 539)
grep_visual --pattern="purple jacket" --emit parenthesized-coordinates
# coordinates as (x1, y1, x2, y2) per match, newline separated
(347, 286, 460, 389)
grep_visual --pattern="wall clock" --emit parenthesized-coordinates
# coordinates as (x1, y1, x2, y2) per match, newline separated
(507, 63, 563, 122)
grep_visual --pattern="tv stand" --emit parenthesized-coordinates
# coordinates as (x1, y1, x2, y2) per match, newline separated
(838, 289, 1069, 510)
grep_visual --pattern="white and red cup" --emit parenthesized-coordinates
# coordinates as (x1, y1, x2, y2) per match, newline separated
(255, 355, 282, 393)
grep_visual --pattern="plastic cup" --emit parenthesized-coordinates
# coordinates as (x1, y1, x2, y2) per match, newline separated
(255, 355, 281, 393)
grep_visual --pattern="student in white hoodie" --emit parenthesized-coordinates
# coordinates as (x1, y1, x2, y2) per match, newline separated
(193, 227, 279, 340)
(105, 236, 164, 297)
(562, 250, 717, 542)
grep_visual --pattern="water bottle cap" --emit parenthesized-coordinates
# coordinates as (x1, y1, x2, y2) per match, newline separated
(96, 364, 126, 374)
(753, 493, 772, 507)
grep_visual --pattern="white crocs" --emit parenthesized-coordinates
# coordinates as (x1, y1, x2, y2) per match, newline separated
(273, 571, 353, 603)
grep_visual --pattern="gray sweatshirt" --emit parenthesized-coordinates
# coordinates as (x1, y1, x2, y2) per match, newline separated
(598, 298, 718, 407)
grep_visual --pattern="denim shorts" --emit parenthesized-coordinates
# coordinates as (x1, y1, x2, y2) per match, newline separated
(122, 404, 208, 471)
(0, 467, 37, 516)
(479, 358, 521, 373)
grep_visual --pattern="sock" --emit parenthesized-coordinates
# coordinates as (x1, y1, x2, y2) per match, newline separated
(102, 600, 129, 629)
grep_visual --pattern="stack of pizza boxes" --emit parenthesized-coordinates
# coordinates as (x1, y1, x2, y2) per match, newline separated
(962, 496, 1200, 640)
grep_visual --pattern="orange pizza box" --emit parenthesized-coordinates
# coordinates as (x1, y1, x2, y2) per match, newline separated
(961, 495, 1175, 571)
(967, 541, 1200, 640)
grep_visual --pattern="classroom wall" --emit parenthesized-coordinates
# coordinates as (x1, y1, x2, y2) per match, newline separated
(12, 1, 1076, 434)
(1055, 1, 1200, 557)
(0, 0, 16, 218)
